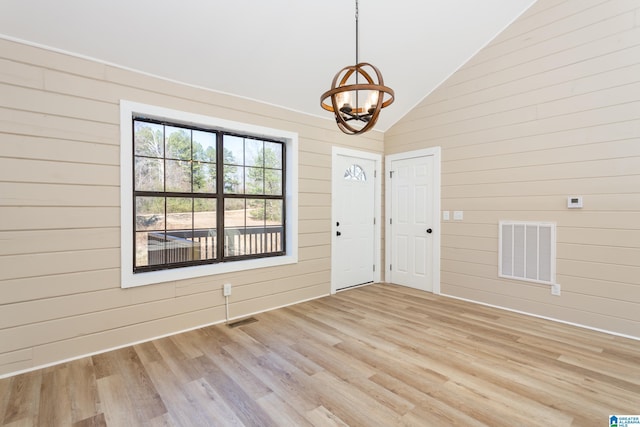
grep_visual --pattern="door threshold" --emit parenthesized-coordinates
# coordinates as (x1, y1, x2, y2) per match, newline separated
(336, 281, 374, 293)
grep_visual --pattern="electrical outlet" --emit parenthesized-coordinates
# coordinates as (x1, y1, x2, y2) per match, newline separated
(551, 283, 561, 296)
(223, 283, 232, 296)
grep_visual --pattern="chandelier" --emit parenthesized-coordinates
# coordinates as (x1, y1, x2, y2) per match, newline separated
(320, 0, 395, 135)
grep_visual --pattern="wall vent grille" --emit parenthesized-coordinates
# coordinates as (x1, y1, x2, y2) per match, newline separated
(499, 221, 556, 285)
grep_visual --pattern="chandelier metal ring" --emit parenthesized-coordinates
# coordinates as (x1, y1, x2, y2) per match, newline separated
(320, 63, 395, 135)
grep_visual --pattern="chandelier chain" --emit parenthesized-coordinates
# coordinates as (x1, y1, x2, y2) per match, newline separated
(355, 0, 359, 103)
(355, 0, 359, 65)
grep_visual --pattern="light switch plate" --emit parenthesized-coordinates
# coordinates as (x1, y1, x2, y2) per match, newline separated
(453, 211, 463, 221)
(443, 211, 450, 221)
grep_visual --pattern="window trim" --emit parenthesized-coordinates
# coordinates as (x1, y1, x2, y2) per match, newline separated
(120, 100, 298, 288)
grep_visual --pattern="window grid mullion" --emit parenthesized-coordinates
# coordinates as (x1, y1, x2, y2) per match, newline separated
(216, 132, 223, 261)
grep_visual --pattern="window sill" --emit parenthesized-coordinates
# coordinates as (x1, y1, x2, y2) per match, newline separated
(122, 254, 298, 288)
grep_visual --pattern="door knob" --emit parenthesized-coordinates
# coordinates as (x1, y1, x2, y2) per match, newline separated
(336, 231, 342, 236)
(426, 228, 433, 234)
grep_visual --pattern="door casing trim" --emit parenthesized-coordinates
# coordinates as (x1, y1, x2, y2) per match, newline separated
(331, 147, 382, 294)
(385, 147, 441, 294)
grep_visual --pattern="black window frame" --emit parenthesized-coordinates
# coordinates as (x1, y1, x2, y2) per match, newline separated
(132, 116, 286, 273)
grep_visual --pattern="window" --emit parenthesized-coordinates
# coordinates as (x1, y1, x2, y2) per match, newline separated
(121, 101, 298, 288)
(344, 164, 366, 181)
(133, 118, 285, 272)
(499, 221, 556, 285)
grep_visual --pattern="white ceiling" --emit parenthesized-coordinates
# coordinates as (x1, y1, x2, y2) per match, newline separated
(0, 0, 536, 132)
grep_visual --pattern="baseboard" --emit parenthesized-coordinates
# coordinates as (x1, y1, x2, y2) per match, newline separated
(440, 292, 640, 342)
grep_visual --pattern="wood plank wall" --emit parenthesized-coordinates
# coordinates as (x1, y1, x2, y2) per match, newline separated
(385, 0, 640, 337)
(0, 38, 384, 377)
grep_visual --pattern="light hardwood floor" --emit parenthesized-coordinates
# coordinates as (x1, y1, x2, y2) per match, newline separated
(1, 284, 638, 426)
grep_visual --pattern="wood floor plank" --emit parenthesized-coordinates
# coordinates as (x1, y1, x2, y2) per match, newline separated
(151, 336, 202, 383)
(168, 332, 204, 360)
(141, 359, 206, 426)
(253, 312, 334, 376)
(335, 339, 450, 390)
(278, 305, 346, 346)
(400, 394, 490, 427)
(256, 392, 315, 427)
(0, 283, 638, 426)
(290, 337, 376, 380)
(95, 375, 137, 427)
(192, 351, 271, 403)
(90, 352, 116, 381)
(66, 358, 101, 424)
(222, 341, 321, 414)
(132, 341, 163, 365)
(198, 353, 275, 426)
(309, 370, 402, 426)
(304, 405, 350, 427)
(0, 375, 12, 425)
(72, 413, 107, 427)
(37, 366, 72, 427)
(106, 348, 167, 420)
(182, 377, 247, 426)
(344, 375, 414, 417)
(147, 412, 177, 427)
(2, 371, 41, 425)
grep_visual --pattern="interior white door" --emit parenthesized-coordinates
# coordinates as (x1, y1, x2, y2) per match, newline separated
(390, 155, 434, 291)
(333, 155, 376, 290)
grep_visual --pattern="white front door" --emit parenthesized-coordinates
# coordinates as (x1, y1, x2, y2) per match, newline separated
(332, 153, 376, 291)
(389, 154, 435, 291)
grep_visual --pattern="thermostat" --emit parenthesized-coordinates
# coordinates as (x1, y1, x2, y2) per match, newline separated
(567, 196, 583, 209)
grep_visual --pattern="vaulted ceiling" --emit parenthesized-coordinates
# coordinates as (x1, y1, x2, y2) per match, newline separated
(0, 0, 536, 131)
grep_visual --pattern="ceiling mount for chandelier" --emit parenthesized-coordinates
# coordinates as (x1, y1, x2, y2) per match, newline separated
(320, 0, 395, 135)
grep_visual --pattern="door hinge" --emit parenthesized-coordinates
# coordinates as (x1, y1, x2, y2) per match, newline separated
(373, 217, 376, 225)
(389, 171, 394, 178)
(374, 170, 377, 178)
(390, 218, 392, 225)
(390, 264, 392, 271)
(373, 264, 376, 272)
